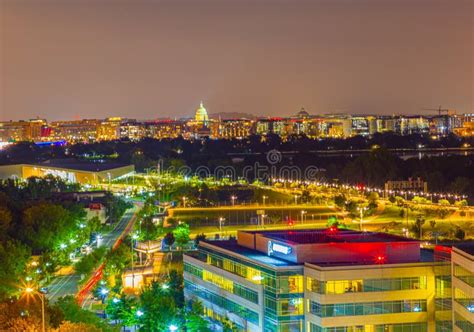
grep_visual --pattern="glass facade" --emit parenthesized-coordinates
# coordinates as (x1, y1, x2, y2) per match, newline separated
(309, 299, 427, 317)
(454, 312, 474, 331)
(309, 323, 427, 332)
(307, 277, 427, 294)
(454, 263, 474, 287)
(185, 281, 260, 325)
(188, 248, 305, 331)
(184, 262, 259, 304)
(454, 288, 473, 312)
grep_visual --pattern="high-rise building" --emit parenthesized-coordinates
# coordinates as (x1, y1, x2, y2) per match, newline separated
(50, 119, 98, 143)
(219, 119, 254, 139)
(97, 117, 122, 141)
(184, 228, 458, 332)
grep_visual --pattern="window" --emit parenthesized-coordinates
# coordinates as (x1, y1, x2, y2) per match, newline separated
(306, 277, 427, 294)
(309, 300, 427, 317)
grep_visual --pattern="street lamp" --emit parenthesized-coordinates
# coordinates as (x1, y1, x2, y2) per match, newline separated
(131, 233, 138, 289)
(294, 195, 299, 205)
(169, 324, 178, 331)
(357, 206, 368, 231)
(262, 195, 268, 206)
(300, 210, 306, 224)
(100, 288, 109, 304)
(218, 217, 225, 235)
(182, 196, 187, 208)
(231, 195, 237, 206)
(24, 287, 45, 332)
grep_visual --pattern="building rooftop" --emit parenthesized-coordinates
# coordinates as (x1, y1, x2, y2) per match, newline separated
(202, 239, 300, 268)
(198, 228, 436, 268)
(35, 159, 132, 172)
(201, 235, 435, 269)
(244, 229, 417, 245)
(453, 241, 474, 256)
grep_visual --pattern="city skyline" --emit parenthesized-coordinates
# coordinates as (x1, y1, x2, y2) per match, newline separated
(1, 0, 472, 121)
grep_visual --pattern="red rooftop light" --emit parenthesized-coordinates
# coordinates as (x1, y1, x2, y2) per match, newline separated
(375, 255, 386, 264)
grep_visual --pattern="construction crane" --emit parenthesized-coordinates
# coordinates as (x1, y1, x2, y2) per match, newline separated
(422, 106, 454, 116)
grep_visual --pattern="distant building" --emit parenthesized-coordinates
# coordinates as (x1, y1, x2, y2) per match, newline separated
(119, 120, 145, 141)
(351, 116, 370, 136)
(0, 159, 134, 184)
(385, 177, 428, 193)
(0, 119, 48, 142)
(219, 119, 254, 139)
(97, 117, 122, 141)
(144, 120, 186, 139)
(50, 119, 98, 143)
(195, 102, 209, 126)
(294, 107, 310, 119)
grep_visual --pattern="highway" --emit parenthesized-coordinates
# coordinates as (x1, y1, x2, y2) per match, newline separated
(46, 206, 138, 303)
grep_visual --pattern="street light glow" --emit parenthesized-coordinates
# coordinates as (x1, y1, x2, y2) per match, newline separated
(169, 325, 178, 331)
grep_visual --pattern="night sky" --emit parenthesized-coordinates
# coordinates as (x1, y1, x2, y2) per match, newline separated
(0, 0, 472, 121)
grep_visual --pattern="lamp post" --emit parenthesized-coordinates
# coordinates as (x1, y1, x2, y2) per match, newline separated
(300, 210, 306, 224)
(294, 195, 299, 205)
(131, 233, 138, 289)
(218, 217, 225, 236)
(182, 196, 187, 208)
(262, 195, 268, 206)
(357, 206, 368, 231)
(25, 287, 45, 332)
(231, 195, 237, 206)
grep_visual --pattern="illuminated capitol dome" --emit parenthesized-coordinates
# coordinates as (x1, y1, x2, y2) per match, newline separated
(195, 101, 209, 125)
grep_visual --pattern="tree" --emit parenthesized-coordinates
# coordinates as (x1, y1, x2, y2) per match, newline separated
(454, 227, 466, 240)
(53, 321, 102, 332)
(21, 203, 76, 253)
(164, 232, 175, 251)
(168, 270, 184, 307)
(105, 295, 137, 328)
(455, 200, 468, 207)
(173, 223, 190, 249)
(105, 243, 132, 277)
(186, 301, 210, 332)
(194, 233, 206, 246)
(74, 247, 106, 276)
(334, 194, 346, 208)
(438, 199, 450, 206)
(52, 296, 111, 330)
(138, 282, 179, 331)
(0, 240, 30, 298)
(0, 206, 12, 240)
(411, 215, 425, 239)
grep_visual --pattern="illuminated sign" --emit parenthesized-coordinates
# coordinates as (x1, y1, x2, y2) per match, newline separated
(268, 241, 292, 256)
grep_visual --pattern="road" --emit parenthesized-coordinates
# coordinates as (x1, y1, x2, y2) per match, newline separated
(46, 207, 138, 303)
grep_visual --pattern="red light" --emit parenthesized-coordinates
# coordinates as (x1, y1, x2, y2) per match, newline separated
(329, 226, 337, 232)
(288, 220, 294, 226)
(375, 255, 385, 264)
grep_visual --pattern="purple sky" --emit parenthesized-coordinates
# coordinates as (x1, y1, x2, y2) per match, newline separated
(0, 0, 472, 121)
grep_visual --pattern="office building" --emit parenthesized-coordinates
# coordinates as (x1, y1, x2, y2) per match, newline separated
(184, 228, 454, 332)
